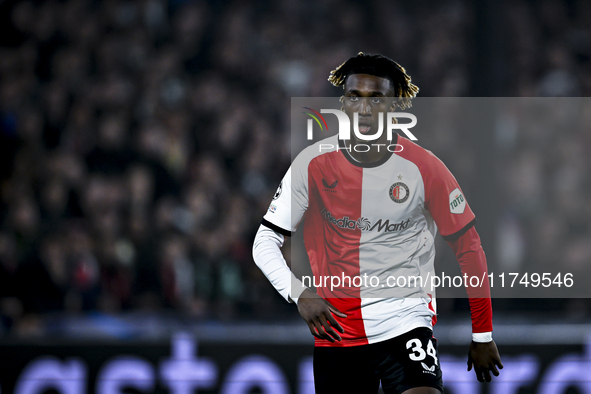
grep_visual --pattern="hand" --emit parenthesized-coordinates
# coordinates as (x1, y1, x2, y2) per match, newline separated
(297, 288, 346, 342)
(467, 340, 503, 382)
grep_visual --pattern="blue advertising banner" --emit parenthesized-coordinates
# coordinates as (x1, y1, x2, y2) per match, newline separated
(1, 331, 590, 393)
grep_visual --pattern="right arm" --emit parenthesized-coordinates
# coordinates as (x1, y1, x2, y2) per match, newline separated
(252, 162, 345, 342)
(252, 224, 345, 342)
(252, 224, 304, 304)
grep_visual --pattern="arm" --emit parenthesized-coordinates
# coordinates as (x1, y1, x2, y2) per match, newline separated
(403, 146, 503, 382)
(252, 224, 304, 304)
(253, 153, 347, 342)
(445, 225, 503, 382)
(253, 224, 346, 342)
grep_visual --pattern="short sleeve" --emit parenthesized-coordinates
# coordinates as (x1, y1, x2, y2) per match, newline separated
(423, 154, 475, 237)
(262, 158, 309, 235)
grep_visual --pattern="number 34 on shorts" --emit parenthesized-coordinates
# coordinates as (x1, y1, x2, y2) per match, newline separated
(406, 335, 439, 376)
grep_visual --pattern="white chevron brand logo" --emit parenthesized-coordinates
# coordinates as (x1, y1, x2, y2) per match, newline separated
(421, 362, 436, 376)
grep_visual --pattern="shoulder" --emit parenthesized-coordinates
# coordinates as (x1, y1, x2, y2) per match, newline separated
(395, 136, 451, 179)
(292, 134, 339, 169)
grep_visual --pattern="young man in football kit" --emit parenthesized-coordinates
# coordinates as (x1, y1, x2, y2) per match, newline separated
(252, 52, 503, 393)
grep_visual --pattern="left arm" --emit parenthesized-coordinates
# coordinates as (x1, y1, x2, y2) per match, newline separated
(446, 225, 503, 382)
(400, 144, 504, 381)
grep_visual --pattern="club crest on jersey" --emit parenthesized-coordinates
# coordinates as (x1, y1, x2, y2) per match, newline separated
(449, 187, 466, 214)
(389, 182, 410, 203)
(273, 181, 282, 200)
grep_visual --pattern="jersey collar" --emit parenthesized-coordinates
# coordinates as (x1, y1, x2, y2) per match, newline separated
(337, 133, 398, 168)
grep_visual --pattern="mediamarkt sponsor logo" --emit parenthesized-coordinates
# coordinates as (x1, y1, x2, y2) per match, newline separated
(321, 209, 410, 233)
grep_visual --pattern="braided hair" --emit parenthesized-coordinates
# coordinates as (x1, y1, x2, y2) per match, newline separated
(328, 52, 419, 110)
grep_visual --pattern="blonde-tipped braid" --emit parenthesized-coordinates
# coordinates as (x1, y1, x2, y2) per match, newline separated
(328, 52, 419, 110)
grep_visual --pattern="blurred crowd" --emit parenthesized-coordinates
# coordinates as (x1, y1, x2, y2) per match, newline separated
(0, 0, 590, 335)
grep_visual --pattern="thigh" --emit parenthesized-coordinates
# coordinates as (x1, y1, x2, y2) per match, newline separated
(378, 328, 444, 394)
(314, 345, 380, 394)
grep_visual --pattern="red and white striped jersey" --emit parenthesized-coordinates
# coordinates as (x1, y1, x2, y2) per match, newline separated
(262, 134, 477, 347)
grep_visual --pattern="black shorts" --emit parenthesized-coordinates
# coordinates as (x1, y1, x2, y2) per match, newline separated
(313, 327, 444, 394)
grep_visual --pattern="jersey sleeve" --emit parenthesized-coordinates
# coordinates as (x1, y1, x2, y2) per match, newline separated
(423, 153, 476, 237)
(262, 156, 309, 236)
(447, 226, 493, 333)
(252, 224, 307, 303)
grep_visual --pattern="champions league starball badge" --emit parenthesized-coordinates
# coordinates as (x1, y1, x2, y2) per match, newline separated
(389, 182, 410, 203)
(273, 181, 282, 200)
